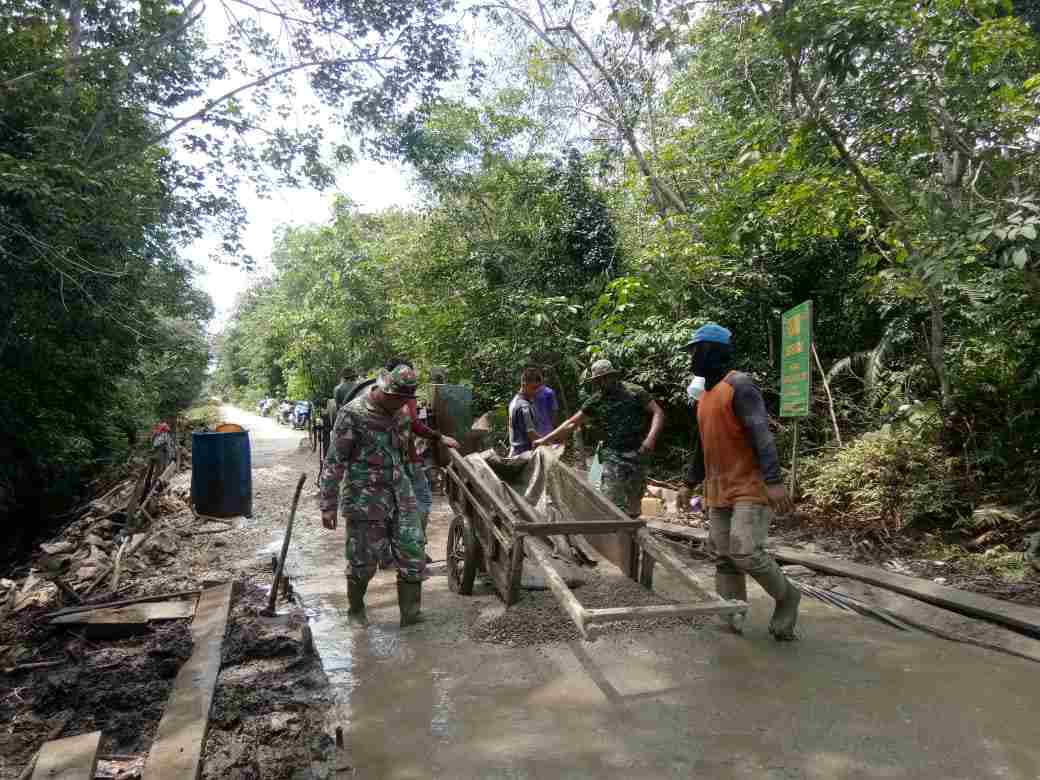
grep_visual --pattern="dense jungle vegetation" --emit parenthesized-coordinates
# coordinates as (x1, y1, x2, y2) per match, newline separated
(4, 0, 1040, 551)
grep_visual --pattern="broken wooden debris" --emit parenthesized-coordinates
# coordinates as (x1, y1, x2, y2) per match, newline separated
(50, 599, 198, 638)
(30, 730, 102, 780)
(45, 589, 202, 620)
(16, 712, 72, 780)
(142, 583, 233, 780)
(3, 657, 66, 674)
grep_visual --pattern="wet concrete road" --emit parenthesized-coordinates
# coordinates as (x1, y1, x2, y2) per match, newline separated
(225, 406, 1040, 779)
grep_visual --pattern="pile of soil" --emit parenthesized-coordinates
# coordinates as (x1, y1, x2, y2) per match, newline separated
(202, 582, 334, 780)
(0, 616, 192, 774)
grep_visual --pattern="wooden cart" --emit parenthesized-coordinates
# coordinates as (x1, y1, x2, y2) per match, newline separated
(442, 448, 747, 640)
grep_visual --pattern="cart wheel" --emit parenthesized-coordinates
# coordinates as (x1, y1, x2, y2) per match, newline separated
(447, 513, 479, 595)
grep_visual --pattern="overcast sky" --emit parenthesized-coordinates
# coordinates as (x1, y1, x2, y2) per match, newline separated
(184, 0, 434, 334)
(191, 159, 416, 333)
(185, 1, 539, 334)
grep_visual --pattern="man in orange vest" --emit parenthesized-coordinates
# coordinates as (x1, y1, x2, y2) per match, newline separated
(682, 323, 801, 640)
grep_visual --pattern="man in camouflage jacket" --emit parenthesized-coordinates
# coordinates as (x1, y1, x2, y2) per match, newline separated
(320, 364, 427, 627)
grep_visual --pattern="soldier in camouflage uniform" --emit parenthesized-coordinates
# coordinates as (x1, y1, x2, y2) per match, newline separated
(320, 364, 427, 627)
(534, 359, 665, 518)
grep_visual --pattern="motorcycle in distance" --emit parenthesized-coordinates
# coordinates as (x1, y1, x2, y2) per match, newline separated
(278, 399, 293, 425)
(292, 400, 311, 430)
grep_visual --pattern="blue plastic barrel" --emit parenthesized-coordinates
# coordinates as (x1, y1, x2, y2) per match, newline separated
(191, 431, 252, 517)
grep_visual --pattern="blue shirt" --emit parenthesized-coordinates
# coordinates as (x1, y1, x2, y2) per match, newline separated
(508, 394, 537, 456)
(532, 385, 558, 436)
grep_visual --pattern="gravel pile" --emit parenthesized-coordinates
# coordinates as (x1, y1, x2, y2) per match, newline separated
(469, 570, 708, 646)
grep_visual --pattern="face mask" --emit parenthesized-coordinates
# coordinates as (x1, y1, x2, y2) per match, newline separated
(687, 376, 706, 402)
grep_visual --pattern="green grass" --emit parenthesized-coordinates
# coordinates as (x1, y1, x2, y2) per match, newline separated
(921, 538, 1030, 582)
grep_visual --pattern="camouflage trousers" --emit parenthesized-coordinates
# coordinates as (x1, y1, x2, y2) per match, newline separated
(408, 463, 433, 535)
(343, 478, 427, 584)
(599, 449, 647, 519)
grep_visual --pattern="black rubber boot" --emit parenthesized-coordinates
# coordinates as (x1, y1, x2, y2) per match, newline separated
(347, 575, 368, 627)
(397, 579, 424, 627)
(714, 569, 748, 635)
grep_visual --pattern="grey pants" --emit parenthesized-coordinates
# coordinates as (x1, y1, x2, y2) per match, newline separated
(708, 503, 779, 580)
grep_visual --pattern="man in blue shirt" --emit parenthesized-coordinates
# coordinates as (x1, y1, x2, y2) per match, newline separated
(508, 368, 542, 456)
(532, 373, 559, 436)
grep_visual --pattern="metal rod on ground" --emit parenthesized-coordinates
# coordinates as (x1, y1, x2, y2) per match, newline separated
(263, 473, 306, 617)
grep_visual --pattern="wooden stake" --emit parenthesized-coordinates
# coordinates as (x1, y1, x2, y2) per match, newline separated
(789, 419, 800, 497)
(109, 538, 131, 594)
(812, 342, 843, 446)
(263, 474, 306, 617)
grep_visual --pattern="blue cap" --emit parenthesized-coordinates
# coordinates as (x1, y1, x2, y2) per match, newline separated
(682, 322, 732, 350)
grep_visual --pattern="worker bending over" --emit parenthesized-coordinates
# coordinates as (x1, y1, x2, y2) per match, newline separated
(534, 359, 664, 518)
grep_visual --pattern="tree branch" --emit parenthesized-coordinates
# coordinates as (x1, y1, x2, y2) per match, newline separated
(92, 54, 393, 169)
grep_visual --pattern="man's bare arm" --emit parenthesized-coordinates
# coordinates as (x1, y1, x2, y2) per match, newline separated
(533, 410, 587, 447)
(640, 400, 665, 453)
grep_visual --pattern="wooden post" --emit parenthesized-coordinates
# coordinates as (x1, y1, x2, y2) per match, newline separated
(789, 419, 799, 498)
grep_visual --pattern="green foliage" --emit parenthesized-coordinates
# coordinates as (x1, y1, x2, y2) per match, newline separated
(803, 428, 963, 531)
(183, 402, 221, 430)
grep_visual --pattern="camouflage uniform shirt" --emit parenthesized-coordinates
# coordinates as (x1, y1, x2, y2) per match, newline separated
(581, 380, 653, 518)
(320, 388, 425, 581)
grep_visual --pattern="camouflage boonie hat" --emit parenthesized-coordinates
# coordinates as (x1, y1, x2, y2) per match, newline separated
(584, 358, 622, 383)
(379, 364, 418, 396)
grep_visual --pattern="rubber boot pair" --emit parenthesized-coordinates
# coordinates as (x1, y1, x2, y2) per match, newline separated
(717, 564, 801, 641)
(751, 563, 802, 641)
(347, 575, 368, 627)
(397, 579, 424, 628)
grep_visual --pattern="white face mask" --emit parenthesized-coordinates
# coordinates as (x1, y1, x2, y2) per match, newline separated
(687, 376, 706, 402)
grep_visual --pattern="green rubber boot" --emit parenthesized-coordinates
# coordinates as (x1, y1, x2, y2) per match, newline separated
(748, 561, 801, 641)
(398, 579, 424, 628)
(768, 580, 802, 642)
(347, 575, 368, 627)
(715, 570, 748, 635)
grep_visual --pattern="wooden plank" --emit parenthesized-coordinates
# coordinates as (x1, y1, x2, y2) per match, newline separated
(638, 549, 655, 589)
(584, 602, 744, 625)
(51, 599, 196, 626)
(32, 730, 101, 780)
(821, 579, 1040, 664)
(645, 519, 708, 542)
(635, 528, 728, 606)
(554, 462, 638, 577)
(143, 583, 233, 780)
(447, 449, 520, 530)
(45, 589, 201, 620)
(523, 537, 589, 639)
(449, 475, 512, 551)
(513, 519, 646, 536)
(774, 547, 1040, 635)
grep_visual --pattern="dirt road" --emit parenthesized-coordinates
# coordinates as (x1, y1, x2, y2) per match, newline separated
(226, 406, 1040, 780)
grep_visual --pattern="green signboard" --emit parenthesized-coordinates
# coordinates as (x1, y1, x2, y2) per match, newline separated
(780, 300, 813, 418)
